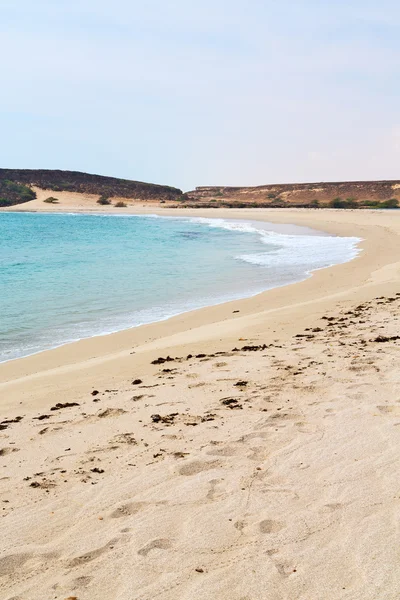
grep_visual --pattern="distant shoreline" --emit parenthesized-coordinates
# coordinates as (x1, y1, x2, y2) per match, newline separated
(1, 168, 400, 209)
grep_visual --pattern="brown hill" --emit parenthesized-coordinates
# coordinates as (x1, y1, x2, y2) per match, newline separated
(185, 180, 400, 208)
(0, 169, 182, 206)
(1, 170, 399, 209)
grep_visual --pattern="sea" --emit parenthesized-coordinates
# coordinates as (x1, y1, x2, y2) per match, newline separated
(0, 212, 361, 363)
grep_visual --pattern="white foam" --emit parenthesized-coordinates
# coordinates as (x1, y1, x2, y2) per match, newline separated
(236, 233, 360, 269)
(174, 216, 362, 271)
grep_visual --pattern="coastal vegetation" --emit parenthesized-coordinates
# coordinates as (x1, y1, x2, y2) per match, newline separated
(366, 198, 398, 208)
(114, 201, 127, 207)
(174, 199, 399, 209)
(329, 197, 358, 208)
(43, 197, 59, 204)
(329, 197, 399, 209)
(0, 180, 36, 206)
(97, 196, 111, 205)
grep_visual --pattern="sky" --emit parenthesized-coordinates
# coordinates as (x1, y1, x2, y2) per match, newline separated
(1, 1, 399, 190)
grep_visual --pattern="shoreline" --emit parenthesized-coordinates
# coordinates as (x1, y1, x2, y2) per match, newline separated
(0, 211, 361, 366)
(0, 207, 399, 413)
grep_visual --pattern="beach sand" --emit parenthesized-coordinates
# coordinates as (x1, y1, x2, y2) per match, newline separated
(0, 204, 400, 599)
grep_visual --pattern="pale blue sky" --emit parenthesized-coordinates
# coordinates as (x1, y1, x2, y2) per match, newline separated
(1, 1, 399, 190)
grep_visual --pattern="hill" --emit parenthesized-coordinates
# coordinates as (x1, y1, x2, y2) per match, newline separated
(1, 170, 399, 209)
(0, 169, 183, 207)
(185, 180, 400, 208)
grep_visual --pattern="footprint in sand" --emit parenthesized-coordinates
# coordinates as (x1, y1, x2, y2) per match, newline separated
(295, 421, 318, 433)
(247, 446, 269, 461)
(324, 502, 343, 511)
(237, 431, 269, 442)
(377, 405, 400, 415)
(137, 539, 172, 556)
(67, 538, 120, 568)
(259, 519, 285, 534)
(206, 478, 228, 501)
(179, 460, 221, 476)
(71, 575, 93, 590)
(268, 411, 292, 422)
(0, 553, 32, 577)
(113, 433, 137, 445)
(110, 502, 144, 519)
(207, 445, 239, 457)
(274, 560, 297, 577)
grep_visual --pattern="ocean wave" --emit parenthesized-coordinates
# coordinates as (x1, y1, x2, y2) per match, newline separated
(181, 216, 362, 266)
(236, 235, 360, 268)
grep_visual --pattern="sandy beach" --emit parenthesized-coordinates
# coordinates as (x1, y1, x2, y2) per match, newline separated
(1, 203, 400, 599)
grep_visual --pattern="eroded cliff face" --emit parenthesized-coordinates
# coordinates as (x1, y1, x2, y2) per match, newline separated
(186, 180, 400, 207)
(0, 169, 182, 206)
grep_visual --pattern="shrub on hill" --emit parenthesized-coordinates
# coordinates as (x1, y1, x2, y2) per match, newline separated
(360, 200, 378, 207)
(114, 201, 127, 207)
(381, 198, 399, 208)
(48, 182, 75, 192)
(330, 197, 358, 208)
(43, 197, 59, 204)
(359, 198, 398, 209)
(0, 180, 36, 205)
(97, 195, 111, 205)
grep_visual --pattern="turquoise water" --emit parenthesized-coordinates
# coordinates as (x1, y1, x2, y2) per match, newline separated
(0, 213, 360, 362)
